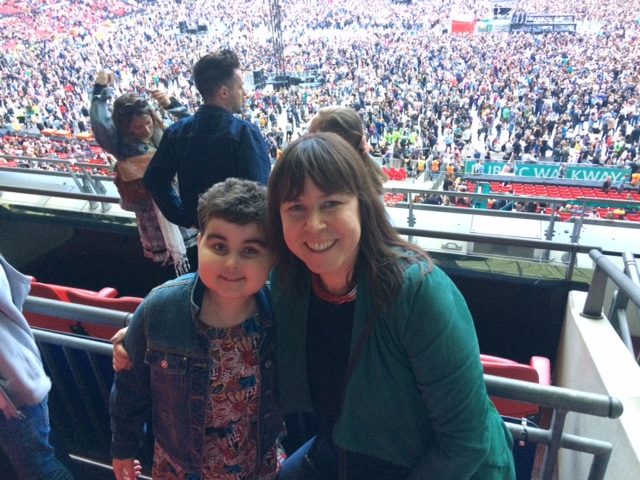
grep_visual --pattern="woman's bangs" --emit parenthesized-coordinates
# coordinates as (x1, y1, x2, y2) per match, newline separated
(274, 133, 362, 203)
(306, 141, 359, 195)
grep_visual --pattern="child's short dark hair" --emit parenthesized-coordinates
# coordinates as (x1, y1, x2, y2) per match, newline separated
(192, 49, 240, 100)
(197, 178, 267, 232)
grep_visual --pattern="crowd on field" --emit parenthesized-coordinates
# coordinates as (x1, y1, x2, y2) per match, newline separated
(2, 0, 640, 187)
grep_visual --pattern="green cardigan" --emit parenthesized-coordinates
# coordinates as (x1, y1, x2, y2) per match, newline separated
(272, 262, 515, 480)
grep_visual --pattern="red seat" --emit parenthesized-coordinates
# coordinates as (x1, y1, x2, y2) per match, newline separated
(65, 289, 143, 340)
(30, 280, 118, 302)
(481, 354, 551, 418)
(27, 281, 123, 339)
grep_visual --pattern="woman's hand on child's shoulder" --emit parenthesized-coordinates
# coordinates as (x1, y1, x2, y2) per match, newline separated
(111, 327, 132, 372)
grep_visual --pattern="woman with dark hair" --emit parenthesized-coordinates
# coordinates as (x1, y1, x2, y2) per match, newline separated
(270, 133, 515, 480)
(90, 69, 193, 275)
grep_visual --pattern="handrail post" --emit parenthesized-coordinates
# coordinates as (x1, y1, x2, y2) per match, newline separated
(541, 409, 567, 480)
(588, 449, 612, 480)
(607, 290, 635, 353)
(80, 168, 111, 212)
(565, 243, 578, 280)
(582, 250, 609, 319)
(623, 252, 640, 287)
(407, 192, 416, 227)
(583, 249, 640, 321)
(542, 207, 557, 262)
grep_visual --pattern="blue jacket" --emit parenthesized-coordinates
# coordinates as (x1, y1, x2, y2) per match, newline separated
(109, 274, 281, 474)
(143, 105, 271, 228)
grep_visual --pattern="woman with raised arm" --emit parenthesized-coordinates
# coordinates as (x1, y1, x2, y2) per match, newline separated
(90, 69, 193, 276)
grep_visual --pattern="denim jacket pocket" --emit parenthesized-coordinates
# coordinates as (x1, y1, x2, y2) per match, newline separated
(145, 348, 197, 460)
(145, 349, 189, 424)
(145, 349, 188, 375)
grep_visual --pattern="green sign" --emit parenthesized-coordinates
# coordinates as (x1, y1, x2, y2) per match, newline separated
(565, 166, 630, 182)
(464, 160, 630, 182)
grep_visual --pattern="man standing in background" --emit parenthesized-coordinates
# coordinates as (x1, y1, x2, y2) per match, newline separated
(144, 49, 271, 230)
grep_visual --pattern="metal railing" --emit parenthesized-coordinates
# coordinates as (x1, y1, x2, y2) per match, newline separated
(582, 250, 640, 363)
(396, 225, 601, 280)
(0, 183, 120, 205)
(486, 375, 623, 480)
(1, 172, 620, 280)
(23, 296, 624, 480)
(1, 154, 115, 212)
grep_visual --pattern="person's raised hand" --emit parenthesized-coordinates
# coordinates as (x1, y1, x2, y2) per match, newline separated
(149, 88, 171, 109)
(96, 69, 114, 87)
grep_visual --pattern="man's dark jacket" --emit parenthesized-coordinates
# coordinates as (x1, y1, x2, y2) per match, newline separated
(144, 104, 270, 228)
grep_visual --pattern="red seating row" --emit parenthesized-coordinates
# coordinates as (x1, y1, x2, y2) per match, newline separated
(481, 354, 551, 418)
(27, 282, 552, 418)
(30, 280, 118, 301)
(383, 192, 406, 203)
(488, 181, 640, 202)
(27, 280, 142, 340)
(383, 167, 408, 181)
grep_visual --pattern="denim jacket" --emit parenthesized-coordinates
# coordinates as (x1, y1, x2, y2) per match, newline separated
(143, 105, 271, 228)
(110, 274, 281, 475)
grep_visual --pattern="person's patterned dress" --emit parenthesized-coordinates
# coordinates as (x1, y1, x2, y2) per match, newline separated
(152, 314, 277, 479)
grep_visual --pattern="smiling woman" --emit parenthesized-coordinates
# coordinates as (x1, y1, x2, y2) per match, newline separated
(279, 179, 361, 294)
(268, 132, 517, 480)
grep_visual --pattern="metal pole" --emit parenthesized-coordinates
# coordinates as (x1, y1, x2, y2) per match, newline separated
(484, 375, 623, 418)
(541, 409, 567, 480)
(25, 296, 131, 328)
(607, 290, 635, 353)
(583, 250, 640, 319)
(623, 252, 640, 288)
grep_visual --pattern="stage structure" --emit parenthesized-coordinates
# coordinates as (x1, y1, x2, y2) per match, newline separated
(490, 0, 516, 18)
(510, 13, 577, 33)
(267, 0, 287, 87)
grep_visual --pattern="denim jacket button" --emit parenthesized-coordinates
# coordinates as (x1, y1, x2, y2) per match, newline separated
(264, 360, 273, 369)
(160, 360, 168, 369)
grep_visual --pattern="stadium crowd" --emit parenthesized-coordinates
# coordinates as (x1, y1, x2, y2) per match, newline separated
(1, 0, 640, 184)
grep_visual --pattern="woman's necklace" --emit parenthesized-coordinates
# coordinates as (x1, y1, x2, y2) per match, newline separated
(311, 274, 357, 305)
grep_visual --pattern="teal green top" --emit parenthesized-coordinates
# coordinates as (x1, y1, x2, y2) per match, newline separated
(272, 262, 515, 480)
